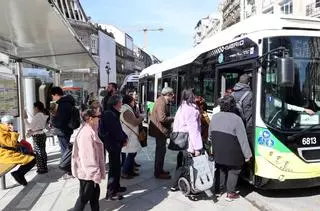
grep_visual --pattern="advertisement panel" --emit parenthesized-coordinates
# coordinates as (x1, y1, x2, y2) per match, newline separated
(98, 31, 116, 87)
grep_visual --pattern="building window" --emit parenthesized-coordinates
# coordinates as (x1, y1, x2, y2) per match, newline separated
(280, 0, 293, 14)
(317, 0, 320, 8)
(264, 7, 274, 14)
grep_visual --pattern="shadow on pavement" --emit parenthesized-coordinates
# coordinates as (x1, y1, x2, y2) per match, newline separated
(255, 186, 320, 198)
(2, 164, 65, 211)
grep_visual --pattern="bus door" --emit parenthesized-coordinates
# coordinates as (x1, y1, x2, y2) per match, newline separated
(162, 74, 179, 115)
(215, 60, 258, 181)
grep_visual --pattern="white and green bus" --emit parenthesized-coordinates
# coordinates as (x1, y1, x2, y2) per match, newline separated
(139, 15, 320, 188)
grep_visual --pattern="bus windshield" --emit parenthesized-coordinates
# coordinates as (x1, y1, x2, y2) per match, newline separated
(262, 36, 320, 131)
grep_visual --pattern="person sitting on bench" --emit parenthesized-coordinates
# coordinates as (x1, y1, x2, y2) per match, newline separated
(0, 115, 36, 186)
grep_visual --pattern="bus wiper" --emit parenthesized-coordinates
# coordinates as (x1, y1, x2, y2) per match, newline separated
(287, 124, 320, 141)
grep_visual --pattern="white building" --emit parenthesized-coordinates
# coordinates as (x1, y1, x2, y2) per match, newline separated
(306, 0, 320, 17)
(219, 0, 310, 30)
(193, 14, 222, 46)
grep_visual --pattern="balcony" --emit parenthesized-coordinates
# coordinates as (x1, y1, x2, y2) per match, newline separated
(306, 2, 320, 17)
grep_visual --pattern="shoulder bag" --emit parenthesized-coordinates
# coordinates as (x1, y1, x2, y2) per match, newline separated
(121, 120, 148, 148)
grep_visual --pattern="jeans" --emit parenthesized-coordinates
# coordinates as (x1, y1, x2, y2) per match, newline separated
(122, 153, 136, 174)
(216, 164, 241, 193)
(121, 152, 126, 166)
(57, 134, 71, 158)
(107, 150, 121, 197)
(74, 179, 100, 211)
(154, 137, 167, 176)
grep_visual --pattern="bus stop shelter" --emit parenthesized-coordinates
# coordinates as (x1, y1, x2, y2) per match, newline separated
(0, 0, 98, 137)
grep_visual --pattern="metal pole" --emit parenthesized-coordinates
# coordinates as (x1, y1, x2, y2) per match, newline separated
(143, 29, 148, 51)
(17, 61, 26, 140)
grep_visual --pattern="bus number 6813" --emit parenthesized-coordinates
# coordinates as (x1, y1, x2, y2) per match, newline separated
(302, 137, 317, 146)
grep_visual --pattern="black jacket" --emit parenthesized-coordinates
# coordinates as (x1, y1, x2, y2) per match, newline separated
(51, 95, 75, 136)
(99, 107, 128, 152)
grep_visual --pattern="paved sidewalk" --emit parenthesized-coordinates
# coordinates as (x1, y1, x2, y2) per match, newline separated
(0, 136, 259, 211)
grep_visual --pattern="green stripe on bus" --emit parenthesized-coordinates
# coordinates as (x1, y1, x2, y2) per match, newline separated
(255, 127, 291, 155)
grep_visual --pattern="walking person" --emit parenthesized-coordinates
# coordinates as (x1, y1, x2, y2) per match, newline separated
(0, 115, 36, 186)
(208, 95, 252, 201)
(72, 108, 105, 211)
(25, 101, 49, 174)
(120, 95, 144, 179)
(149, 87, 175, 179)
(99, 95, 128, 200)
(170, 88, 203, 191)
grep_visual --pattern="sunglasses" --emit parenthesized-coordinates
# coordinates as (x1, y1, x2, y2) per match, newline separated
(92, 115, 101, 119)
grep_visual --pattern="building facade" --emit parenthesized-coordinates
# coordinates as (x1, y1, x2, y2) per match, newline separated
(99, 24, 136, 85)
(219, 0, 310, 31)
(306, 0, 320, 17)
(193, 14, 222, 46)
(54, 0, 100, 94)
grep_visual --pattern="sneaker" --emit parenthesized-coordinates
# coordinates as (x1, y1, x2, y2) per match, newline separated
(118, 186, 127, 193)
(11, 171, 27, 186)
(61, 173, 74, 180)
(155, 173, 171, 180)
(134, 162, 141, 167)
(129, 171, 139, 177)
(225, 192, 240, 202)
(170, 187, 179, 192)
(161, 170, 170, 175)
(121, 174, 134, 179)
(37, 169, 48, 174)
(105, 194, 124, 201)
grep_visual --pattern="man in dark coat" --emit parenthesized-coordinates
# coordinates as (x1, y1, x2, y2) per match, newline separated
(101, 82, 118, 112)
(51, 86, 75, 158)
(99, 94, 128, 200)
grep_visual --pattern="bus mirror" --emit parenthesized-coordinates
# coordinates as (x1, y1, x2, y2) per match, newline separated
(277, 57, 294, 87)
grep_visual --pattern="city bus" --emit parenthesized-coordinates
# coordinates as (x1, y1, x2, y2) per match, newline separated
(139, 15, 320, 188)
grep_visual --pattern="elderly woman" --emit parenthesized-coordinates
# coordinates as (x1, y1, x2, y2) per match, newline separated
(72, 108, 105, 211)
(99, 95, 128, 200)
(120, 95, 144, 179)
(0, 115, 36, 186)
(208, 95, 252, 201)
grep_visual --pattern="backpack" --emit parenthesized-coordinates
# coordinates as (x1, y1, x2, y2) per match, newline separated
(232, 91, 250, 123)
(68, 106, 81, 130)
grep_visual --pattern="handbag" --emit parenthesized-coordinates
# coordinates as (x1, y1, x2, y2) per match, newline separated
(168, 132, 189, 151)
(121, 120, 148, 148)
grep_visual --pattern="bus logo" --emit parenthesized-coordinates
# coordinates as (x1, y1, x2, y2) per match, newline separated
(218, 53, 224, 64)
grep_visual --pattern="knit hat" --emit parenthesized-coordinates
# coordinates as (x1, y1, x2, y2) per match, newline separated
(1, 115, 14, 124)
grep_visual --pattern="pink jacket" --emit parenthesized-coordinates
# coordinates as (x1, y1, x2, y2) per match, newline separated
(72, 124, 106, 184)
(172, 102, 203, 152)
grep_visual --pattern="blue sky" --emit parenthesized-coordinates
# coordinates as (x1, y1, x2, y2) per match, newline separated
(80, 0, 218, 60)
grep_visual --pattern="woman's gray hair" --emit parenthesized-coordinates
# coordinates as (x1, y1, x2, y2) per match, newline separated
(161, 87, 174, 96)
(107, 94, 123, 107)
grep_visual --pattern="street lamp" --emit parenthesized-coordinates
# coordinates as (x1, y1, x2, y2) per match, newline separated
(105, 61, 111, 84)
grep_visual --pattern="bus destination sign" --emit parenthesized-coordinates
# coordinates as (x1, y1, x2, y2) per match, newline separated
(200, 38, 259, 65)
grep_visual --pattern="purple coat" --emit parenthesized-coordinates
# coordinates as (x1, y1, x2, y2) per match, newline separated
(172, 102, 203, 153)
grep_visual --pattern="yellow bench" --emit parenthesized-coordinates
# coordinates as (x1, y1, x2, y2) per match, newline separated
(0, 163, 17, 190)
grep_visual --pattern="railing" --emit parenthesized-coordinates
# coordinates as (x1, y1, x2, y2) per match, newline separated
(306, 2, 320, 17)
